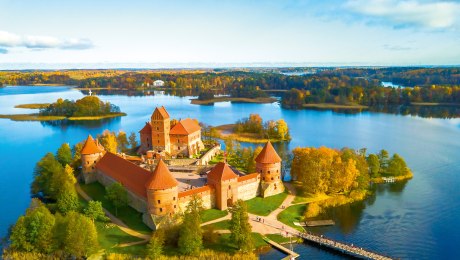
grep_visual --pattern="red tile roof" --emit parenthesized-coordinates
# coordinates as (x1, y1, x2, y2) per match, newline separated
(139, 122, 152, 134)
(95, 152, 150, 198)
(207, 162, 238, 182)
(81, 135, 104, 155)
(170, 118, 201, 135)
(146, 159, 178, 190)
(238, 173, 260, 182)
(152, 106, 170, 119)
(255, 141, 282, 164)
(178, 185, 212, 198)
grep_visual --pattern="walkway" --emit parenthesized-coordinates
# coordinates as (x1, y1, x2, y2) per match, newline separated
(76, 184, 150, 243)
(263, 236, 299, 259)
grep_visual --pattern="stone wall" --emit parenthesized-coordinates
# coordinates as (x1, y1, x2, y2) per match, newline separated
(95, 170, 148, 213)
(198, 144, 221, 165)
(178, 186, 215, 212)
(237, 176, 261, 201)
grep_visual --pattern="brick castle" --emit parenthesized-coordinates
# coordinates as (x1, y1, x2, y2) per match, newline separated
(80, 107, 284, 229)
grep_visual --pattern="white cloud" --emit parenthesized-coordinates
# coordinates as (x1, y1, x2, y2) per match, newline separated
(0, 30, 93, 51)
(345, 0, 460, 29)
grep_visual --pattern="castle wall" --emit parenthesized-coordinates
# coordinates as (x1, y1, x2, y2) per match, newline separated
(178, 187, 215, 212)
(237, 176, 261, 201)
(146, 187, 178, 216)
(95, 170, 148, 213)
(257, 162, 282, 183)
(198, 144, 221, 165)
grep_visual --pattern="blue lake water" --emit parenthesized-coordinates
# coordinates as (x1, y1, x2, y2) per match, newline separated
(1, 86, 460, 259)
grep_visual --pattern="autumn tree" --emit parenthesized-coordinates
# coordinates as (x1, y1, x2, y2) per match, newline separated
(275, 119, 290, 141)
(116, 131, 129, 153)
(147, 229, 165, 259)
(229, 200, 254, 253)
(98, 130, 118, 153)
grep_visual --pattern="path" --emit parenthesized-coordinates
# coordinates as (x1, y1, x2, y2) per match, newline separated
(76, 184, 150, 243)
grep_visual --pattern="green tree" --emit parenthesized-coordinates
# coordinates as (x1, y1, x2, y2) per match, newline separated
(387, 154, 410, 176)
(128, 132, 138, 150)
(367, 154, 380, 178)
(229, 200, 254, 253)
(178, 195, 203, 255)
(105, 182, 128, 216)
(9, 199, 55, 253)
(71, 142, 84, 169)
(31, 153, 64, 198)
(54, 211, 99, 258)
(56, 143, 72, 166)
(117, 131, 129, 153)
(378, 149, 390, 172)
(147, 229, 165, 259)
(84, 200, 108, 222)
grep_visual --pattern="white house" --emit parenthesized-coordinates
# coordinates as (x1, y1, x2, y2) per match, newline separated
(153, 80, 165, 87)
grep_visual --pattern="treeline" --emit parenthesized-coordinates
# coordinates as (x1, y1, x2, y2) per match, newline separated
(39, 96, 121, 117)
(233, 114, 290, 141)
(291, 147, 412, 196)
(282, 85, 460, 108)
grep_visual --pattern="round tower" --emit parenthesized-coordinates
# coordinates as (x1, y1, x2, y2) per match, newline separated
(146, 159, 178, 216)
(81, 135, 105, 183)
(255, 141, 284, 197)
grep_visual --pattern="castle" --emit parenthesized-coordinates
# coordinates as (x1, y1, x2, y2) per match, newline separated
(138, 106, 204, 157)
(80, 107, 284, 229)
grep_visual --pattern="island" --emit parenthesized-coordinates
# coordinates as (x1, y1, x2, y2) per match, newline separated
(0, 96, 126, 121)
(190, 96, 277, 105)
(3, 106, 413, 260)
(191, 87, 277, 105)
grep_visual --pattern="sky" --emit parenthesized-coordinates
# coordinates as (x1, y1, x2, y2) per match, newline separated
(0, 0, 460, 68)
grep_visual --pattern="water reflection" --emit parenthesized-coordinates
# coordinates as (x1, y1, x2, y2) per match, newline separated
(40, 116, 122, 130)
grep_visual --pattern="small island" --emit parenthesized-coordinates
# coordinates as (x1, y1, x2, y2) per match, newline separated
(204, 113, 291, 143)
(191, 87, 277, 105)
(0, 96, 126, 121)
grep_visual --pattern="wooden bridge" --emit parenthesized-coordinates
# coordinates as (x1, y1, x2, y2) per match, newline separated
(252, 217, 393, 260)
(262, 236, 299, 259)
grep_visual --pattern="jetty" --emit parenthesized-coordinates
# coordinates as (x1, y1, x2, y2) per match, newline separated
(294, 220, 335, 227)
(262, 236, 299, 259)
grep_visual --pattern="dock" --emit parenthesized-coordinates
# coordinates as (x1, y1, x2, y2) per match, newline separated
(262, 236, 299, 259)
(294, 220, 335, 227)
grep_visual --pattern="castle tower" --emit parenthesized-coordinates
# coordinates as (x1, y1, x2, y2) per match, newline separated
(207, 162, 239, 210)
(139, 122, 152, 153)
(150, 106, 171, 154)
(256, 141, 284, 197)
(81, 135, 105, 183)
(146, 159, 178, 216)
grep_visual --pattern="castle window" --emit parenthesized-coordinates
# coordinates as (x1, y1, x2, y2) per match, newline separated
(268, 170, 270, 174)
(228, 185, 231, 190)
(277, 170, 279, 173)
(160, 208, 163, 212)
(158, 140, 160, 144)
(92, 167, 94, 170)
(174, 205, 176, 208)
(259, 169, 262, 173)
(173, 197, 176, 201)
(94, 160, 96, 163)
(271, 177, 274, 180)
(87, 161, 89, 165)
(157, 200, 161, 204)
(157, 127, 159, 130)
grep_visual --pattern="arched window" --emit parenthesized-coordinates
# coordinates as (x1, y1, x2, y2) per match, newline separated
(160, 208, 163, 212)
(157, 200, 161, 204)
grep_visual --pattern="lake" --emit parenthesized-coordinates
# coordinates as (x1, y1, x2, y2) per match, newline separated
(1, 86, 459, 259)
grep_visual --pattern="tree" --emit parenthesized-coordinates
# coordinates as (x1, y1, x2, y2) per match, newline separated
(54, 165, 79, 213)
(117, 131, 129, 153)
(378, 149, 390, 172)
(387, 154, 410, 176)
(367, 154, 380, 177)
(9, 199, 55, 253)
(229, 200, 254, 253)
(71, 142, 84, 169)
(54, 211, 99, 258)
(98, 130, 118, 153)
(147, 229, 165, 259)
(128, 132, 138, 150)
(31, 153, 64, 197)
(105, 182, 128, 216)
(178, 196, 203, 255)
(275, 119, 290, 140)
(56, 143, 72, 166)
(84, 200, 108, 222)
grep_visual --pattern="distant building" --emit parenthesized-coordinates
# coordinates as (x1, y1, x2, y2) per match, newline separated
(139, 106, 204, 157)
(153, 80, 165, 87)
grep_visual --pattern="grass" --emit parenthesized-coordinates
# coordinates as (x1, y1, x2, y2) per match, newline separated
(200, 209, 228, 223)
(265, 233, 294, 244)
(277, 204, 307, 231)
(80, 182, 152, 234)
(204, 233, 269, 253)
(14, 103, 50, 109)
(292, 193, 330, 204)
(246, 190, 288, 216)
(190, 97, 277, 105)
(203, 219, 231, 230)
(0, 112, 126, 121)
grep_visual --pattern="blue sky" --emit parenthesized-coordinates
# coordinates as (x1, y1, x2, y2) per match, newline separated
(0, 0, 460, 67)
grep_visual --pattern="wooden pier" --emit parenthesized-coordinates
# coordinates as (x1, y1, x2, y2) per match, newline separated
(295, 220, 335, 227)
(262, 236, 299, 259)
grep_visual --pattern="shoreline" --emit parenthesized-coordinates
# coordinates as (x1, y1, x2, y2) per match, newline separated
(209, 124, 289, 144)
(191, 97, 277, 105)
(0, 112, 126, 122)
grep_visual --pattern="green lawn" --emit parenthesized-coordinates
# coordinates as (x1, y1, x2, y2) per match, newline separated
(203, 219, 231, 230)
(246, 190, 288, 216)
(204, 232, 268, 253)
(80, 182, 152, 234)
(277, 204, 306, 231)
(266, 233, 293, 244)
(200, 209, 228, 223)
